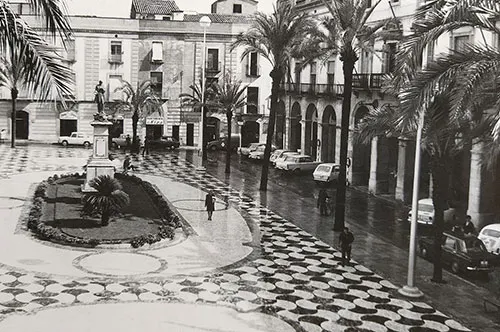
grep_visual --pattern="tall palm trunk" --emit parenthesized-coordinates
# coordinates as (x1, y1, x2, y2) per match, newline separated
(225, 110, 233, 174)
(132, 111, 139, 153)
(101, 208, 110, 226)
(430, 154, 450, 283)
(260, 68, 283, 191)
(202, 106, 208, 162)
(10, 88, 18, 148)
(334, 47, 357, 231)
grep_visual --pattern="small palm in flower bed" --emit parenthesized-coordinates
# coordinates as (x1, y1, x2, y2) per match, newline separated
(82, 175, 130, 226)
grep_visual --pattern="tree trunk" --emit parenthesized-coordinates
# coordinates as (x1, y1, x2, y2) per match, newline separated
(202, 106, 208, 162)
(430, 154, 450, 283)
(132, 110, 139, 153)
(260, 68, 283, 191)
(10, 88, 18, 148)
(334, 47, 357, 231)
(101, 209, 110, 226)
(225, 110, 232, 174)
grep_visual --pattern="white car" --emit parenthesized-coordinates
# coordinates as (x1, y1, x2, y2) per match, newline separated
(248, 145, 276, 160)
(478, 224, 500, 255)
(239, 142, 265, 157)
(270, 149, 297, 165)
(58, 132, 92, 147)
(313, 163, 340, 183)
(275, 154, 321, 173)
(273, 151, 300, 166)
(407, 198, 456, 226)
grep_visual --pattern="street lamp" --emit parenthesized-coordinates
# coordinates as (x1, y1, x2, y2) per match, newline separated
(199, 15, 211, 162)
(399, 112, 425, 298)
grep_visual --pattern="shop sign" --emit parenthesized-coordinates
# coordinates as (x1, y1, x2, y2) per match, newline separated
(146, 118, 164, 125)
(59, 110, 78, 120)
(180, 111, 200, 123)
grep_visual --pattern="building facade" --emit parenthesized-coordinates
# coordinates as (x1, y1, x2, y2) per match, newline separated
(0, 0, 272, 148)
(279, 0, 500, 226)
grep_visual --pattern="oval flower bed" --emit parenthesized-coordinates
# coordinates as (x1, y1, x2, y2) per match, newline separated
(27, 173, 182, 248)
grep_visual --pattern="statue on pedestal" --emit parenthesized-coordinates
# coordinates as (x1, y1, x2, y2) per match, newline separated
(94, 80, 105, 114)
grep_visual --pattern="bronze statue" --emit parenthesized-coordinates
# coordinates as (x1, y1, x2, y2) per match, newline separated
(94, 80, 105, 113)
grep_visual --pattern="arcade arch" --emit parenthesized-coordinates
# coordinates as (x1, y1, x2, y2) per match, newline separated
(321, 105, 336, 162)
(289, 102, 301, 151)
(352, 106, 370, 186)
(275, 100, 285, 149)
(305, 104, 318, 159)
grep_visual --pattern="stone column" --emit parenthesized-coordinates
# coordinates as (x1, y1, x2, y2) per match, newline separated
(395, 139, 407, 201)
(467, 141, 495, 228)
(83, 120, 115, 192)
(368, 137, 378, 193)
(300, 119, 306, 154)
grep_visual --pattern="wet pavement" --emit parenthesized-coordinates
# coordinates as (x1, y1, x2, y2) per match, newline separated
(0, 144, 497, 331)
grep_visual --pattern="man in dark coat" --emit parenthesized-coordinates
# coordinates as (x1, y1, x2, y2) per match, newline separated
(463, 215, 476, 235)
(317, 189, 329, 216)
(205, 191, 216, 220)
(142, 136, 150, 156)
(339, 227, 354, 266)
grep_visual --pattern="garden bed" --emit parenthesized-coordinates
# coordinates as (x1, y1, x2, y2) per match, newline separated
(28, 173, 182, 248)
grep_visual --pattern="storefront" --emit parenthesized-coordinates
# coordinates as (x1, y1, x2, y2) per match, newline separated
(59, 110, 78, 136)
(146, 118, 164, 139)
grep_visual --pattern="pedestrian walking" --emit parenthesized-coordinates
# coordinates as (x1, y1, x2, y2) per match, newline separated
(463, 215, 476, 235)
(123, 155, 133, 175)
(317, 189, 329, 216)
(125, 134, 131, 152)
(339, 227, 354, 266)
(142, 136, 150, 156)
(205, 191, 216, 221)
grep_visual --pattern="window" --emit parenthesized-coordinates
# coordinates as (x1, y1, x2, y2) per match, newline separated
(162, 16, 171, 20)
(367, 0, 372, 7)
(360, 46, 373, 73)
(207, 49, 219, 71)
(150, 72, 163, 96)
(294, 62, 302, 89)
(109, 41, 122, 63)
(247, 52, 259, 76)
(65, 39, 76, 62)
(310, 62, 317, 85)
(151, 41, 163, 62)
(247, 87, 259, 114)
(327, 60, 335, 86)
(233, 4, 242, 13)
(453, 35, 470, 52)
(382, 42, 397, 73)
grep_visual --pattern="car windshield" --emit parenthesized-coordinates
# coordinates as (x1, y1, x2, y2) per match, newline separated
(465, 237, 486, 253)
(316, 165, 331, 173)
(483, 229, 500, 238)
(418, 203, 434, 213)
(248, 143, 260, 150)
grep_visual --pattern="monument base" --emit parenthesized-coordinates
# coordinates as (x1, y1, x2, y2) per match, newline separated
(82, 158, 116, 193)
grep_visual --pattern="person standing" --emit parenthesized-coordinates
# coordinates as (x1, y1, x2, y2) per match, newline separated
(205, 191, 216, 221)
(317, 189, 329, 216)
(339, 227, 354, 266)
(125, 134, 131, 152)
(142, 136, 150, 156)
(123, 155, 132, 175)
(463, 215, 476, 235)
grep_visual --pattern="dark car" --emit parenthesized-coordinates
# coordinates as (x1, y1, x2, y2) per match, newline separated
(149, 136, 180, 150)
(418, 231, 494, 275)
(207, 135, 240, 151)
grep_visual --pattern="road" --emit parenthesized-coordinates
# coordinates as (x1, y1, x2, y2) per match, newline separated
(197, 150, 498, 295)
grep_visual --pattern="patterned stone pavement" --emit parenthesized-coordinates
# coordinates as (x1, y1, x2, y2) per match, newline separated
(0, 145, 471, 332)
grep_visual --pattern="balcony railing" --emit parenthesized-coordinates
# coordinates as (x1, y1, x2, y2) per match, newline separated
(281, 82, 344, 98)
(205, 61, 221, 76)
(108, 54, 123, 64)
(352, 73, 384, 90)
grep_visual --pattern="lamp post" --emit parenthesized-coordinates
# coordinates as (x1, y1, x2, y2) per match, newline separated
(199, 15, 211, 163)
(399, 112, 424, 298)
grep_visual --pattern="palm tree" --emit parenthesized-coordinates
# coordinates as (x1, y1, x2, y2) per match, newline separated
(0, 0, 74, 148)
(386, 0, 500, 282)
(179, 80, 218, 161)
(309, 0, 383, 231)
(232, 2, 315, 191)
(212, 74, 248, 174)
(113, 80, 163, 152)
(358, 0, 500, 282)
(82, 175, 130, 226)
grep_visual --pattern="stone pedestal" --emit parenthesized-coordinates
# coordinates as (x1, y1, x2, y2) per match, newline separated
(82, 120, 115, 192)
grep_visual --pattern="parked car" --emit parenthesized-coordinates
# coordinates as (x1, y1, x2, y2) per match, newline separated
(407, 198, 457, 226)
(478, 224, 500, 255)
(270, 149, 297, 165)
(149, 136, 180, 150)
(239, 142, 265, 157)
(313, 163, 341, 184)
(207, 135, 240, 151)
(58, 132, 92, 147)
(418, 231, 494, 275)
(275, 154, 321, 173)
(273, 151, 300, 166)
(111, 134, 130, 149)
(249, 144, 277, 161)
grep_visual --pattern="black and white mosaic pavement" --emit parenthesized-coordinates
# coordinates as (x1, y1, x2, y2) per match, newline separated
(0, 146, 471, 332)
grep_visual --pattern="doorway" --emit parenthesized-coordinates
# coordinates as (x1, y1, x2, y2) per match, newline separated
(146, 125, 163, 139)
(16, 110, 29, 139)
(186, 123, 194, 146)
(172, 125, 180, 141)
(60, 119, 77, 137)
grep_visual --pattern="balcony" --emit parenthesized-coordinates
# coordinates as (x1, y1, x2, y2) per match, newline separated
(352, 73, 384, 90)
(281, 82, 344, 98)
(205, 61, 221, 77)
(108, 54, 123, 64)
